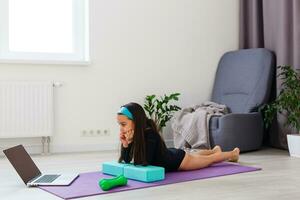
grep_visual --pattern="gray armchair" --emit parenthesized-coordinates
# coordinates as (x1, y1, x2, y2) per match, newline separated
(209, 48, 275, 152)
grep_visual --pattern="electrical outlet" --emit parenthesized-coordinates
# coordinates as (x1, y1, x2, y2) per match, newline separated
(103, 129, 110, 135)
(81, 129, 110, 137)
(81, 129, 94, 137)
(81, 130, 87, 137)
(89, 130, 94, 135)
(96, 129, 102, 136)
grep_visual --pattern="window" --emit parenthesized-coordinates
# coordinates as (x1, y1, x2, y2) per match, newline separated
(0, 0, 89, 65)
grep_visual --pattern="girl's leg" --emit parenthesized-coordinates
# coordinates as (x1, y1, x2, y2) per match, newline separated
(179, 148, 240, 171)
(194, 145, 222, 156)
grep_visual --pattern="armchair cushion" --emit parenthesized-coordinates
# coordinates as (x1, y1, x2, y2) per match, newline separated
(211, 48, 275, 113)
(209, 112, 264, 152)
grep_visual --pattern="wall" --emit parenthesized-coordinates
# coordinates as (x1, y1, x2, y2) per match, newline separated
(0, 0, 239, 154)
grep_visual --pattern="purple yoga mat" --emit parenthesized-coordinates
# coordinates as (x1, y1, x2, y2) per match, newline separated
(39, 162, 261, 199)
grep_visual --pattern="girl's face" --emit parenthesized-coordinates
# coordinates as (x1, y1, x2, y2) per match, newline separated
(117, 115, 134, 133)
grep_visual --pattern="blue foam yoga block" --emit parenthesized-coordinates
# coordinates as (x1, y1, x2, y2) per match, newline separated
(102, 161, 165, 182)
(102, 161, 129, 176)
(124, 165, 165, 182)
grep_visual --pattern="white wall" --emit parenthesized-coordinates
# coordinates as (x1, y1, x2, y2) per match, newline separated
(0, 0, 239, 154)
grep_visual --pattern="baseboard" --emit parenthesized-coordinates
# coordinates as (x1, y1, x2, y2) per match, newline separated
(0, 139, 175, 157)
(0, 142, 120, 156)
(51, 142, 120, 153)
(0, 143, 43, 156)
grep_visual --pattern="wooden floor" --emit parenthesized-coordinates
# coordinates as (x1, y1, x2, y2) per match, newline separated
(1, 148, 299, 200)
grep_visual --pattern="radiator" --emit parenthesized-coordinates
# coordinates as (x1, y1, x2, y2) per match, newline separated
(0, 81, 54, 138)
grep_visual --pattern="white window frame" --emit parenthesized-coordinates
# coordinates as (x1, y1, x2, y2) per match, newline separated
(0, 0, 90, 65)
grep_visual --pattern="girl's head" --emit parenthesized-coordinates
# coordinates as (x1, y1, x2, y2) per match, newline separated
(117, 102, 148, 135)
(116, 106, 135, 135)
(117, 102, 159, 165)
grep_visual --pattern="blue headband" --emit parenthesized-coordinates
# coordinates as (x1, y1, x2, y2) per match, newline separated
(118, 107, 133, 120)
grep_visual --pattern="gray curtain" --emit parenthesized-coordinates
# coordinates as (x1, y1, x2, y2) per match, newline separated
(239, 0, 300, 149)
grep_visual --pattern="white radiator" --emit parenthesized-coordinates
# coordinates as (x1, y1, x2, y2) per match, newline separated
(0, 81, 54, 138)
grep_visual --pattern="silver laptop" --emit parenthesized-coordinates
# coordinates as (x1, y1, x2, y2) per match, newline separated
(3, 144, 79, 187)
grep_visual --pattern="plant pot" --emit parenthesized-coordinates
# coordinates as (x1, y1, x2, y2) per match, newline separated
(287, 134, 300, 158)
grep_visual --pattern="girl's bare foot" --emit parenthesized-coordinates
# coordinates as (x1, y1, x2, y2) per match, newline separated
(212, 145, 222, 153)
(229, 147, 240, 162)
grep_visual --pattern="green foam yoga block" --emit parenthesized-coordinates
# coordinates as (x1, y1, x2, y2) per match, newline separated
(99, 175, 127, 191)
(102, 161, 165, 182)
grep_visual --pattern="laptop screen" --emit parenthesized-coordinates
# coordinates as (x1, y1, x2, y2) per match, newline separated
(3, 145, 41, 184)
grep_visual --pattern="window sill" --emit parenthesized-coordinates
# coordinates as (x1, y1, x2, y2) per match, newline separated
(0, 59, 91, 66)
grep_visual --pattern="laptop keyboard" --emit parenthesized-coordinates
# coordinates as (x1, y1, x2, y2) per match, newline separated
(34, 174, 60, 183)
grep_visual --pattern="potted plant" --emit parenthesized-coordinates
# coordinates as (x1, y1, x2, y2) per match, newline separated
(144, 93, 181, 133)
(262, 65, 300, 157)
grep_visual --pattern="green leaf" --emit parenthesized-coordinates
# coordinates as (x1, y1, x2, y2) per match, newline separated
(262, 65, 300, 131)
(143, 92, 182, 132)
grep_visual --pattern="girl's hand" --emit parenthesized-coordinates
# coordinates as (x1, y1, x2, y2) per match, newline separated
(119, 129, 134, 148)
(119, 132, 129, 148)
(125, 129, 134, 144)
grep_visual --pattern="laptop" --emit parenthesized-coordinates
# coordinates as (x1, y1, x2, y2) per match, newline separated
(3, 144, 79, 187)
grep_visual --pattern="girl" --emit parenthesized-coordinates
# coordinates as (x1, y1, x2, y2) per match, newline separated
(117, 102, 240, 172)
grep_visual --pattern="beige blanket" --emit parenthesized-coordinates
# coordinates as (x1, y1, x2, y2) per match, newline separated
(171, 101, 228, 149)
